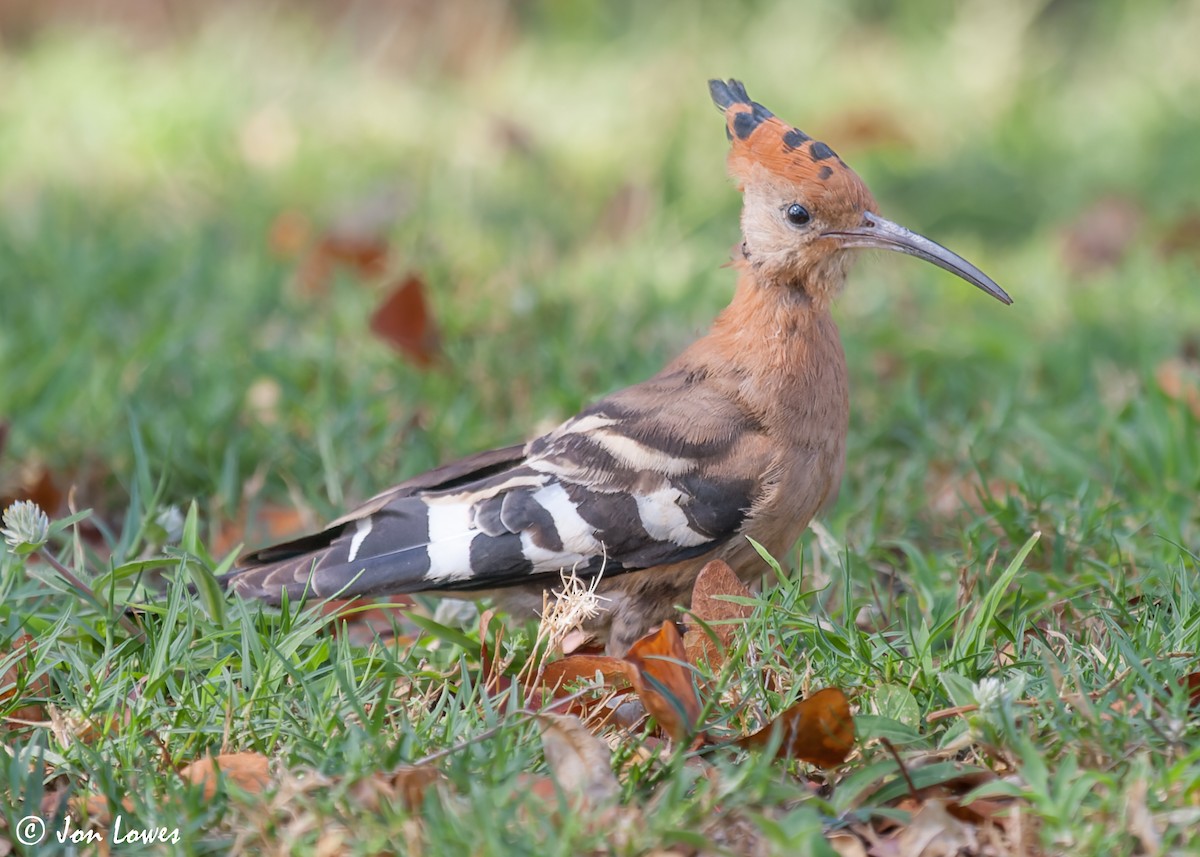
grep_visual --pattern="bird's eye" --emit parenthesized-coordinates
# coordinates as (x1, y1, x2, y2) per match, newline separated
(785, 203, 811, 226)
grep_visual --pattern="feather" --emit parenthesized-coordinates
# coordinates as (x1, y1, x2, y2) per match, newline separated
(223, 373, 771, 604)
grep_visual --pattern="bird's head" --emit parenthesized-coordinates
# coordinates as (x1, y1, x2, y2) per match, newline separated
(709, 79, 1011, 309)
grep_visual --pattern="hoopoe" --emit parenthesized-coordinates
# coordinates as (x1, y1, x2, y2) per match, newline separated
(222, 80, 1011, 654)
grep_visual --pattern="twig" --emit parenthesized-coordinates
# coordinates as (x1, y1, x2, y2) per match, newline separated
(880, 738, 920, 801)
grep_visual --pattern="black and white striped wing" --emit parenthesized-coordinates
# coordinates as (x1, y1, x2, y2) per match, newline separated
(225, 372, 769, 602)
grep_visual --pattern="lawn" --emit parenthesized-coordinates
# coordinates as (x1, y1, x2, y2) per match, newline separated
(2, 1, 1200, 854)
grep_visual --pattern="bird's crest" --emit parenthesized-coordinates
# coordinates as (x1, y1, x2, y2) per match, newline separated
(708, 79, 852, 192)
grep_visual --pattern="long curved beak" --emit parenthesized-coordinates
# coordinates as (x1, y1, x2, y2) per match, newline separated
(823, 211, 1012, 305)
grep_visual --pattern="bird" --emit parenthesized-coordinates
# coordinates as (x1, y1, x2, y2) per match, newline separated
(220, 79, 1012, 654)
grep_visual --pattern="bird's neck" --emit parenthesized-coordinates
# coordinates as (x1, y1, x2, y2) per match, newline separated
(698, 266, 842, 373)
(669, 265, 849, 437)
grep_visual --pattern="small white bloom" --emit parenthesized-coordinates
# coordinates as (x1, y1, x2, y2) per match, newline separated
(974, 676, 1006, 714)
(2, 500, 50, 553)
(154, 506, 185, 544)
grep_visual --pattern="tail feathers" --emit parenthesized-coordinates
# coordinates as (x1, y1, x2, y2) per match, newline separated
(220, 493, 558, 604)
(223, 498, 440, 603)
(220, 542, 435, 605)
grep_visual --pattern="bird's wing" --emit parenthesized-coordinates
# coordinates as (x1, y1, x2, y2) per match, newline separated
(225, 370, 773, 603)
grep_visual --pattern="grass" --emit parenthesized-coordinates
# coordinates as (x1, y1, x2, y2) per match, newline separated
(3, 1, 1200, 853)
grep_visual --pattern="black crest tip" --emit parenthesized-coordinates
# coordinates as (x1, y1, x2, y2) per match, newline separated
(708, 78, 752, 111)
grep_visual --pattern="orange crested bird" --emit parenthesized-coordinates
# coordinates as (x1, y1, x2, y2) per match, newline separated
(221, 79, 1011, 653)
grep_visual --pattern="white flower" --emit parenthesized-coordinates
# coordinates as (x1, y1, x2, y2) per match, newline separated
(2, 500, 50, 554)
(154, 506, 185, 544)
(973, 676, 1006, 715)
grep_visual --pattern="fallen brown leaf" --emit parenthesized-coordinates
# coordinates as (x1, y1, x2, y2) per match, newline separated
(684, 559, 753, 670)
(268, 209, 312, 259)
(1159, 209, 1200, 263)
(1179, 671, 1200, 709)
(71, 792, 134, 827)
(179, 752, 271, 800)
(891, 798, 979, 856)
(479, 608, 512, 694)
(1124, 768, 1161, 856)
(213, 502, 310, 558)
(536, 712, 621, 809)
(1155, 357, 1200, 420)
(828, 831, 869, 857)
(537, 655, 632, 695)
(534, 654, 632, 723)
(737, 687, 855, 767)
(349, 765, 444, 813)
(299, 232, 390, 295)
(624, 621, 702, 743)
(369, 273, 442, 368)
(0, 463, 63, 518)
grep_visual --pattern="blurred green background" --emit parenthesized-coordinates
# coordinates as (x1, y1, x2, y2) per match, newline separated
(1, 0, 1198, 560)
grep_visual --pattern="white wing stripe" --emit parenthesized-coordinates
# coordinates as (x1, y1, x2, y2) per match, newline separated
(347, 517, 373, 562)
(556, 414, 618, 435)
(519, 531, 590, 573)
(424, 502, 477, 582)
(591, 430, 697, 475)
(531, 482, 603, 556)
(634, 485, 710, 547)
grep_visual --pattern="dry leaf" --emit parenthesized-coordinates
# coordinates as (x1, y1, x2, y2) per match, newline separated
(559, 628, 598, 655)
(179, 752, 271, 800)
(268, 209, 311, 259)
(349, 765, 444, 813)
(537, 655, 632, 696)
(624, 621, 701, 743)
(828, 831, 869, 857)
(1155, 358, 1200, 420)
(536, 713, 621, 809)
(1159, 210, 1200, 262)
(213, 502, 310, 558)
(299, 232, 389, 295)
(70, 792, 135, 827)
(1124, 771, 1162, 856)
(891, 798, 979, 857)
(684, 560, 753, 670)
(479, 608, 512, 694)
(0, 464, 63, 518)
(737, 687, 855, 767)
(533, 654, 633, 724)
(518, 773, 562, 804)
(1179, 671, 1200, 709)
(369, 273, 442, 368)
